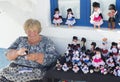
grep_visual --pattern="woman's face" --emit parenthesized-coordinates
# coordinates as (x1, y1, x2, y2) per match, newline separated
(26, 26, 39, 38)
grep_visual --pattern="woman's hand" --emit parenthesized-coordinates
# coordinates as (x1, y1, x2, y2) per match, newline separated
(25, 53, 44, 64)
(17, 48, 28, 56)
(6, 48, 27, 61)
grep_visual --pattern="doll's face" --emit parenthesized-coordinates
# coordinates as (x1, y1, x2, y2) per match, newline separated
(73, 39, 78, 43)
(96, 51, 100, 54)
(55, 11, 59, 14)
(113, 45, 117, 48)
(93, 7, 99, 12)
(91, 45, 95, 49)
(68, 11, 72, 14)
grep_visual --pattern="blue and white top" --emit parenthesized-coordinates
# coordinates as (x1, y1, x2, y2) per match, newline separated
(0, 35, 59, 82)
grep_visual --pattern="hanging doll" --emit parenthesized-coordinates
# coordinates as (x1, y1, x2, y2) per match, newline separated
(108, 4, 117, 29)
(81, 37, 86, 53)
(72, 63, 80, 73)
(90, 2, 103, 29)
(65, 8, 76, 27)
(53, 8, 63, 26)
(92, 47, 105, 72)
(101, 38, 108, 59)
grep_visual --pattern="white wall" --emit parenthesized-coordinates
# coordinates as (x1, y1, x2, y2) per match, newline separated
(0, 0, 51, 48)
(0, 0, 120, 54)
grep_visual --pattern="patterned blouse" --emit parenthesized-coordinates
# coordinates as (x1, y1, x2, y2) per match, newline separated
(0, 35, 59, 81)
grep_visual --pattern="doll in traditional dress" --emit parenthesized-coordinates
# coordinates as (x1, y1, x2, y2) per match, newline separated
(62, 63, 69, 72)
(113, 66, 120, 77)
(106, 53, 115, 73)
(81, 37, 86, 53)
(110, 42, 119, 59)
(92, 47, 105, 72)
(65, 8, 76, 27)
(72, 63, 80, 73)
(81, 63, 89, 74)
(89, 42, 96, 58)
(53, 8, 63, 26)
(108, 4, 117, 29)
(116, 54, 120, 66)
(100, 65, 108, 75)
(101, 38, 108, 59)
(72, 36, 80, 46)
(106, 54, 115, 68)
(90, 2, 103, 29)
(82, 55, 91, 66)
(72, 51, 80, 65)
(56, 60, 62, 70)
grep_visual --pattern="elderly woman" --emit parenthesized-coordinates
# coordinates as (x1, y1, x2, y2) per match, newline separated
(0, 19, 58, 82)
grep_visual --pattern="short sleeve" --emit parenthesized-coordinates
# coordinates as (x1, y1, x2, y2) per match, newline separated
(8, 37, 21, 49)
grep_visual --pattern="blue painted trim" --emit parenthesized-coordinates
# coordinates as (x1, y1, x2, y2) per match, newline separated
(50, 0, 120, 28)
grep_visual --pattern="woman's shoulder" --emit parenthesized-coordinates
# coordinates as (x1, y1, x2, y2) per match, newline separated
(41, 35, 53, 43)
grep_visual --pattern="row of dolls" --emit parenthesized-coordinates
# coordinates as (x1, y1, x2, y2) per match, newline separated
(53, 8, 75, 27)
(55, 36, 120, 77)
(53, 2, 120, 29)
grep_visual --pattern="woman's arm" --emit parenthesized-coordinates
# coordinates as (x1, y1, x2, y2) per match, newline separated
(6, 37, 21, 61)
(6, 48, 27, 61)
(6, 49, 19, 60)
(25, 53, 44, 64)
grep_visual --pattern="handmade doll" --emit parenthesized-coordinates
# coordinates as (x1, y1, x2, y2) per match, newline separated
(110, 42, 119, 59)
(65, 8, 76, 27)
(81, 63, 89, 74)
(81, 37, 86, 52)
(116, 54, 120, 66)
(90, 2, 103, 29)
(101, 38, 108, 58)
(89, 42, 96, 58)
(82, 55, 91, 66)
(72, 36, 80, 46)
(108, 4, 117, 29)
(113, 66, 120, 77)
(56, 60, 62, 70)
(72, 64, 80, 73)
(62, 63, 69, 72)
(53, 8, 63, 26)
(106, 54, 115, 68)
(72, 53, 80, 65)
(100, 65, 108, 75)
(92, 47, 105, 72)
